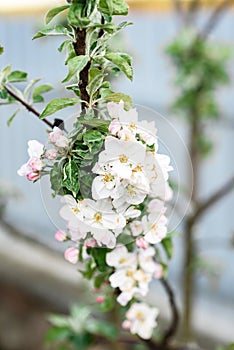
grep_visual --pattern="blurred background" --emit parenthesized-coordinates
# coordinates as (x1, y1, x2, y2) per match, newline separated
(0, 0, 234, 349)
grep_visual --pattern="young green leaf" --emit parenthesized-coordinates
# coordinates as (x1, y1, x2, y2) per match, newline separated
(83, 130, 103, 144)
(7, 70, 27, 83)
(45, 327, 70, 345)
(32, 25, 69, 40)
(40, 98, 78, 118)
(105, 52, 133, 80)
(24, 78, 41, 99)
(104, 92, 132, 110)
(0, 65, 11, 84)
(0, 46, 4, 55)
(62, 160, 80, 195)
(45, 5, 69, 25)
(68, 3, 91, 27)
(7, 108, 20, 126)
(63, 55, 89, 83)
(161, 236, 173, 260)
(98, 0, 129, 16)
(87, 69, 104, 98)
(88, 22, 115, 34)
(32, 84, 53, 103)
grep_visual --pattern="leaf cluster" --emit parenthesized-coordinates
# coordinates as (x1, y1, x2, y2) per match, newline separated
(33, 0, 133, 112)
(50, 115, 108, 198)
(46, 304, 118, 349)
(0, 65, 52, 125)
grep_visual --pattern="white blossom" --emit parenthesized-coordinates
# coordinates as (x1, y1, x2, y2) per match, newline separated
(124, 302, 159, 339)
(106, 246, 137, 269)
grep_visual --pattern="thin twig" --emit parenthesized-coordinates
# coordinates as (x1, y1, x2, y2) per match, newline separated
(192, 175, 234, 223)
(201, 0, 234, 39)
(160, 278, 179, 346)
(3, 84, 53, 129)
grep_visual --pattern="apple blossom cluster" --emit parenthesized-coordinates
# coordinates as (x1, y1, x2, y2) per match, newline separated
(106, 245, 163, 307)
(17, 101, 173, 340)
(17, 127, 69, 181)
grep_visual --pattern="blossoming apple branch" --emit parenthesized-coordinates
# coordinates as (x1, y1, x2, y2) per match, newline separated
(1, 0, 234, 349)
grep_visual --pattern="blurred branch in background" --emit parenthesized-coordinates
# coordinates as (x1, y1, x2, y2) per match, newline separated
(167, 0, 234, 343)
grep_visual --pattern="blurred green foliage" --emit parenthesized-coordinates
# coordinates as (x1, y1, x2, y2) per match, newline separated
(166, 28, 231, 157)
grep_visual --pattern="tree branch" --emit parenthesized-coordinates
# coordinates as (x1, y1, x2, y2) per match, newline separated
(192, 175, 234, 223)
(201, 0, 234, 38)
(73, 28, 90, 110)
(3, 84, 53, 129)
(160, 278, 179, 345)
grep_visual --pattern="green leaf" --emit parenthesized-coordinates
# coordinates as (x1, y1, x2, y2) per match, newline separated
(116, 21, 133, 31)
(45, 326, 70, 345)
(87, 68, 104, 98)
(62, 160, 80, 195)
(40, 98, 78, 118)
(0, 65, 11, 84)
(105, 52, 133, 80)
(32, 25, 69, 40)
(88, 22, 115, 34)
(83, 130, 103, 144)
(98, 0, 128, 15)
(79, 118, 109, 133)
(90, 248, 110, 272)
(104, 92, 132, 110)
(98, 294, 115, 311)
(48, 315, 69, 328)
(50, 163, 63, 196)
(94, 273, 108, 289)
(161, 236, 173, 260)
(7, 108, 20, 126)
(24, 78, 41, 99)
(32, 84, 53, 103)
(63, 55, 89, 83)
(0, 46, 4, 55)
(58, 39, 70, 53)
(68, 3, 91, 27)
(45, 5, 69, 25)
(87, 320, 118, 340)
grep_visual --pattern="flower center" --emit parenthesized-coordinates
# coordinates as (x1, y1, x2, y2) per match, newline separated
(94, 212, 102, 222)
(133, 165, 143, 172)
(150, 224, 157, 231)
(119, 258, 127, 264)
(119, 154, 128, 163)
(126, 270, 134, 277)
(103, 173, 114, 183)
(136, 311, 144, 320)
(72, 207, 79, 214)
(129, 122, 136, 129)
(127, 185, 136, 195)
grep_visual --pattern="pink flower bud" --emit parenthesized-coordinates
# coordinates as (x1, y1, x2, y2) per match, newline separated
(84, 238, 97, 248)
(109, 119, 122, 135)
(45, 149, 57, 160)
(64, 247, 78, 264)
(28, 158, 44, 172)
(122, 320, 131, 330)
(26, 172, 40, 181)
(136, 238, 149, 250)
(48, 127, 63, 143)
(55, 230, 67, 242)
(96, 296, 105, 304)
(48, 127, 69, 148)
(154, 263, 163, 279)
